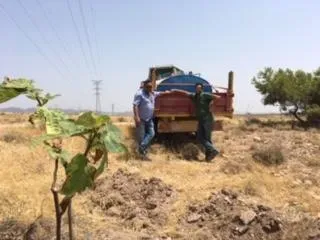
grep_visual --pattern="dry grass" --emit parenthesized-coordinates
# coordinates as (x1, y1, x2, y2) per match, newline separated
(305, 158, 320, 168)
(0, 114, 319, 237)
(252, 143, 285, 166)
(0, 131, 29, 144)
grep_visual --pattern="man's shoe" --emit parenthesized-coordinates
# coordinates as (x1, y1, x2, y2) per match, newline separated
(205, 150, 219, 162)
(138, 146, 146, 155)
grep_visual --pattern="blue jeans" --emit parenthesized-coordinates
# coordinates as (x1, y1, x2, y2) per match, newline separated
(197, 119, 219, 154)
(136, 119, 155, 153)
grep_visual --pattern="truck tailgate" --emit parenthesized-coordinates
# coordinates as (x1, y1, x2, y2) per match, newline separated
(154, 92, 234, 117)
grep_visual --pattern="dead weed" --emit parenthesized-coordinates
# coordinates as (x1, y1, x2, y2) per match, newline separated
(252, 144, 285, 166)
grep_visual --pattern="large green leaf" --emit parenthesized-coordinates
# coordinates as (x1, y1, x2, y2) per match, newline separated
(75, 112, 96, 127)
(60, 154, 95, 196)
(98, 122, 127, 153)
(0, 87, 23, 103)
(75, 112, 110, 128)
(0, 78, 45, 104)
(32, 107, 87, 136)
(103, 132, 127, 153)
(104, 122, 122, 141)
(1, 78, 35, 90)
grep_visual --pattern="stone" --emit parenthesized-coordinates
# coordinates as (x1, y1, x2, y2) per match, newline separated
(187, 213, 202, 223)
(235, 226, 249, 235)
(261, 218, 281, 233)
(224, 197, 232, 205)
(304, 180, 313, 186)
(240, 210, 257, 225)
(253, 136, 262, 142)
(107, 206, 121, 217)
(145, 201, 157, 210)
(257, 205, 272, 212)
(221, 189, 238, 199)
(308, 233, 320, 240)
(293, 179, 303, 186)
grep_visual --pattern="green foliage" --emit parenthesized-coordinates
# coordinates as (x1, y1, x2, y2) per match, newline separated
(1, 77, 35, 89)
(0, 76, 128, 240)
(252, 67, 320, 124)
(306, 105, 320, 123)
(102, 123, 128, 153)
(26, 89, 60, 106)
(0, 76, 128, 197)
(32, 107, 87, 137)
(0, 88, 24, 103)
(75, 111, 110, 128)
(0, 78, 34, 103)
(60, 154, 95, 196)
(0, 77, 60, 107)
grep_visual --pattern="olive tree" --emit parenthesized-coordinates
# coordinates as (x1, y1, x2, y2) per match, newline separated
(252, 67, 320, 126)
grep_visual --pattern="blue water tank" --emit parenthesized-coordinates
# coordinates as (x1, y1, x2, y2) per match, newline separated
(156, 74, 212, 93)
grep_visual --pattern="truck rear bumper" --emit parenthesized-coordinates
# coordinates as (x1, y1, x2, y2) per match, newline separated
(156, 118, 223, 133)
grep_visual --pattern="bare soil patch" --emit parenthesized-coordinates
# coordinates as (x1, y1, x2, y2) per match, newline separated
(91, 168, 175, 235)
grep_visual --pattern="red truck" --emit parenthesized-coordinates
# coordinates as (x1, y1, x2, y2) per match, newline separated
(144, 65, 234, 134)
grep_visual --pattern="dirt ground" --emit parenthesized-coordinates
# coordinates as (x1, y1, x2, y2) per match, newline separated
(0, 113, 319, 239)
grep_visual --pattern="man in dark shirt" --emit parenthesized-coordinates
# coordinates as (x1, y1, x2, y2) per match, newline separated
(173, 83, 220, 161)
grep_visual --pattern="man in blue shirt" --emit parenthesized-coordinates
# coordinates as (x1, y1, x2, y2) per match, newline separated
(133, 79, 169, 160)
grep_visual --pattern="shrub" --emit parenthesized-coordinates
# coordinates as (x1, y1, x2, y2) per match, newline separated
(306, 105, 320, 126)
(0, 132, 27, 144)
(252, 144, 285, 166)
(245, 117, 262, 125)
(117, 117, 127, 122)
(305, 158, 320, 168)
(181, 143, 199, 160)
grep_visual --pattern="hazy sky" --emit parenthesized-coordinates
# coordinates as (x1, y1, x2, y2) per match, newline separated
(0, 0, 319, 113)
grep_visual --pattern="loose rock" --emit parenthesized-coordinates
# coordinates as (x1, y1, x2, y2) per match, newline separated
(187, 213, 202, 223)
(240, 210, 257, 225)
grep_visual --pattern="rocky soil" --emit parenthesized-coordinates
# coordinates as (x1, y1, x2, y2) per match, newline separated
(1, 171, 320, 240)
(178, 189, 320, 240)
(91, 168, 176, 235)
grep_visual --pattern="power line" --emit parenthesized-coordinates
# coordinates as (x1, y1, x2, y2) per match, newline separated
(0, 2, 65, 78)
(92, 80, 102, 113)
(35, 0, 75, 70)
(89, 1, 102, 79)
(16, 0, 72, 79)
(66, 0, 92, 78)
(78, 0, 98, 79)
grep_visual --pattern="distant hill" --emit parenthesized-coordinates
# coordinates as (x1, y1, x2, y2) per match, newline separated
(0, 107, 133, 116)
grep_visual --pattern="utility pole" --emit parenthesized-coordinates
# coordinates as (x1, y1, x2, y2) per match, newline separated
(92, 80, 102, 113)
(112, 103, 114, 115)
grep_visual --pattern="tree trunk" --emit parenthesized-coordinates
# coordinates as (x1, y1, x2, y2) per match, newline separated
(68, 200, 74, 240)
(290, 106, 307, 129)
(51, 159, 62, 240)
